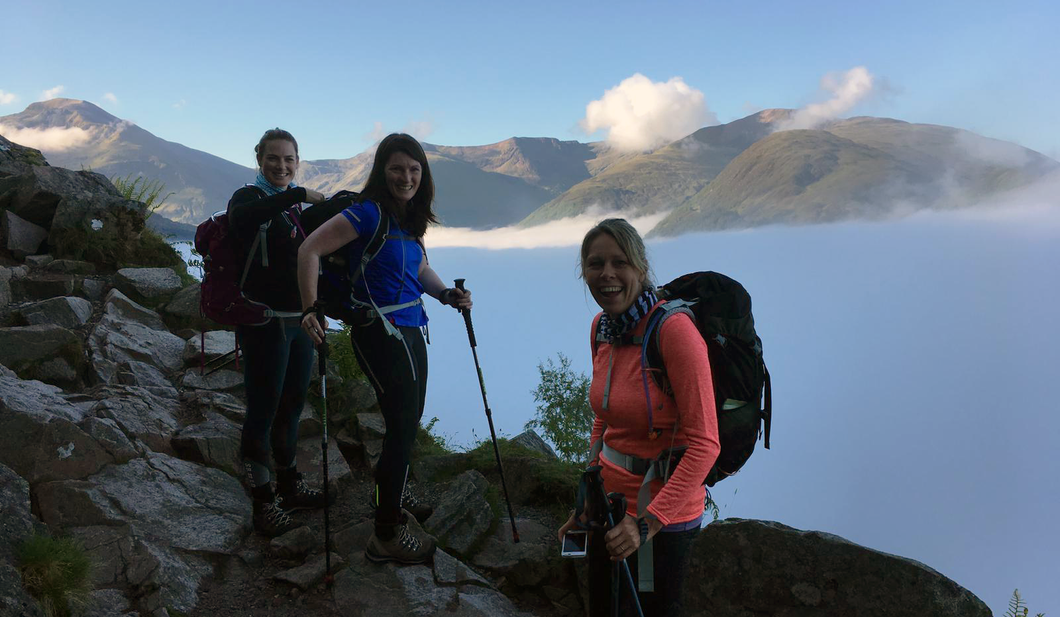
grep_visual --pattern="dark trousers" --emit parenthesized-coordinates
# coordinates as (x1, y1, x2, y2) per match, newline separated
(588, 525, 701, 617)
(237, 319, 315, 470)
(349, 316, 428, 528)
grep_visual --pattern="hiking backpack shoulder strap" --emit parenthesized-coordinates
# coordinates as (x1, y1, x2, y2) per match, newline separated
(641, 299, 696, 393)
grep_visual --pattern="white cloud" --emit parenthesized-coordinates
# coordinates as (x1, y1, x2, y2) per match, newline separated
(363, 121, 386, 144)
(0, 90, 17, 105)
(40, 85, 65, 100)
(0, 124, 92, 151)
(779, 66, 876, 131)
(173, 99, 187, 110)
(425, 209, 668, 250)
(581, 73, 716, 152)
(402, 118, 435, 141)
(102, 92, 118, 104)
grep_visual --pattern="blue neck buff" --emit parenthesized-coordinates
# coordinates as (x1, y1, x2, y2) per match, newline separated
(255, 172, 297, 196)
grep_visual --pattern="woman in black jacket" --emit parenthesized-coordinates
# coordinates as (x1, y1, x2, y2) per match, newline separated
(227, 128, 328, 536)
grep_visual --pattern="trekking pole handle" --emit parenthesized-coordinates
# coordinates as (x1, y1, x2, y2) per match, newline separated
(454, 279, 477, 347)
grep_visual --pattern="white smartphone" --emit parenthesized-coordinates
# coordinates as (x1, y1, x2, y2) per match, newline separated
(560, 529, 588, 558)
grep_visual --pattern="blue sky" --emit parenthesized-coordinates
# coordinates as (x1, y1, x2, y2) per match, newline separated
(2, 0, 1058, 164)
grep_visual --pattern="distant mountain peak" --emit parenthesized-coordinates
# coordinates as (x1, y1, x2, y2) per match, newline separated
(754, 108, 795, 123)
(11, 98, 121, 128)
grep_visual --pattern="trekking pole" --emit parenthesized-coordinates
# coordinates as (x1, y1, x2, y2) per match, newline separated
(583, 467, 643, 617)
(453, 279, 520, 543)
(315, 305, 334, 587)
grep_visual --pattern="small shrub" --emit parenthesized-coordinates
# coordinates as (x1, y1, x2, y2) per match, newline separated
(526, 353, 593, 463)
(16, 533, 92, 617)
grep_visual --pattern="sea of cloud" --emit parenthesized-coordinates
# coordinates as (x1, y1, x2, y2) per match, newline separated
(0, 123, 92, 152)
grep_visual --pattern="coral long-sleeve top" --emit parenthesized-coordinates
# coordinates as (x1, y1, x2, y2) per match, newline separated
(589, 304, 720, 526)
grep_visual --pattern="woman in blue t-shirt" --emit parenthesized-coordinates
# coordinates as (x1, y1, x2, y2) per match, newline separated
(296, 133, 471, 565)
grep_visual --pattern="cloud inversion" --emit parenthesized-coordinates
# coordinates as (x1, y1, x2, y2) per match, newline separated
(426, 209, 668, 250)
(581, 74, 715, 152)
(0, 124, 92, 151)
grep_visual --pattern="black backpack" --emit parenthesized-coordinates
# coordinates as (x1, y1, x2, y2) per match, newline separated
(650, 271, 771, 486)
(593, 271, 772, 487)
(299, 190, 390, 323)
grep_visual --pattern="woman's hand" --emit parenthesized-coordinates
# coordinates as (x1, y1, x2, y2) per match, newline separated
(604, 516, 663, 561)
(557, 511, 585, 543)
(301, 312, 328, 345)
(441, 287, 472, 310)
(304, 189, 326, 205)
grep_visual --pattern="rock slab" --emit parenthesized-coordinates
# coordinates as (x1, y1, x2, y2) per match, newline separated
(680, 519, 993, 617)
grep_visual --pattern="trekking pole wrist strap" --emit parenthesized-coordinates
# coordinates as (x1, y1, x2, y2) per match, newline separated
(301, 301, 326, 322)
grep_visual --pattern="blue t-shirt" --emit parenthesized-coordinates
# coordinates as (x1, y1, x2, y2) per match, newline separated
(341, 200, 428, 327)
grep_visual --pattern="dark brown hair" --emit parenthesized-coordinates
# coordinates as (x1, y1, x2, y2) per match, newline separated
(360, 133, 437, 238)
(254, 128, 299, 166)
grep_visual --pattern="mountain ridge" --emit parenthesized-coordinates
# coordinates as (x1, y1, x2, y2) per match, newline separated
(2, 99, 1056, 237)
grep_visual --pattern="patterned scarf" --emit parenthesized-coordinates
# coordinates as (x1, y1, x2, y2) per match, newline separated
(254, 172, 297, 196)
(598, 287, 659, 341)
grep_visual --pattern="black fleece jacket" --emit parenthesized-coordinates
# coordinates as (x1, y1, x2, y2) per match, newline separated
(226, 185, 308, 312)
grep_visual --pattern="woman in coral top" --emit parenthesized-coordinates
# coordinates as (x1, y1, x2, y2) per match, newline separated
(558, 218, 720, 617)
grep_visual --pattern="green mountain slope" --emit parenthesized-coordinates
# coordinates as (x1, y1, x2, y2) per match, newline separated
(650, 118, 1060, 237)
(519, 109, 793, 225)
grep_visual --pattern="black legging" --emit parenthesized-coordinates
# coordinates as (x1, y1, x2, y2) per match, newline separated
(238, 319, 314, 470)
(588, 525, 701, 617)
(349, 314, 428, 528)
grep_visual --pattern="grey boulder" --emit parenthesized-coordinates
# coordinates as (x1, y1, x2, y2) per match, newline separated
(425, 470, 493, 556)
(681, 519, 992, 617)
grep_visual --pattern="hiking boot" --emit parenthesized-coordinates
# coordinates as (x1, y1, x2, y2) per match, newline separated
(369, 483, 434, 523)
(365, 521, 436, 565)
(253, 496, 299, 537)
(276, 470, 333, 511)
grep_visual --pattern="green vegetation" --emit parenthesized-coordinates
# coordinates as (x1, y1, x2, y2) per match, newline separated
(414, 416, 454, 458)
(1005, 589, 1045, 617)
(16, 533, 92, 617)
(111, 172, 174, 220)
(526, 353, 593, 463)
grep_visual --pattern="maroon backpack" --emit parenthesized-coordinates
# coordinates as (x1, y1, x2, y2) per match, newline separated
(194, 186, 304, 327)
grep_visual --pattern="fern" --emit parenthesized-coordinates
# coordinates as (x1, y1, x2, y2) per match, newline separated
(111, 172, 174, 219)
(1005, 589, 1046, 617)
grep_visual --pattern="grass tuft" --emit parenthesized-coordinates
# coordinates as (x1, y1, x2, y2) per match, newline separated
(16, 533, 92, 617)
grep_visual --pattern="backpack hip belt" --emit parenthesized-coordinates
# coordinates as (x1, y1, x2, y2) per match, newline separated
(592, 439, 687, 519)
(347, 296, 423, 319)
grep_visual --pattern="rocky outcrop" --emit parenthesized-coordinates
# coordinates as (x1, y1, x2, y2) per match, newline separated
(680, 519, 993, 617)
(0, 463, 44, 617)
(36, 453, 250, 614)
(89, 289, 184, 385)
(114, 267, 182, 307)
(2, 209, 48, 258)
(0, 323, 83, 386)
(425, 470, 493, 556)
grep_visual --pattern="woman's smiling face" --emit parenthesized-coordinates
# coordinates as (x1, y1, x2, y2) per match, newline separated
(258, 139, 299, 188)
(385, 151, 422, 206)
(583, 232, 646, 316)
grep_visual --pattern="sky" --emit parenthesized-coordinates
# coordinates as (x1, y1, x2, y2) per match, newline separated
(2, 0, 1059, 165)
